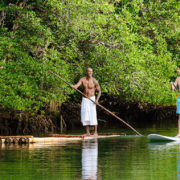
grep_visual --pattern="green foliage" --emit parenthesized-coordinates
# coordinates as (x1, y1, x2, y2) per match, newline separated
(0, 1, 71, 111)
(0, 0, 179, 112)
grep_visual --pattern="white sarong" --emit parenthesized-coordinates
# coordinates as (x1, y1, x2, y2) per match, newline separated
(81, 96, 97, 126)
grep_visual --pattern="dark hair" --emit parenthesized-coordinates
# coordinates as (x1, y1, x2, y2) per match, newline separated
(178, 65, 180, 69)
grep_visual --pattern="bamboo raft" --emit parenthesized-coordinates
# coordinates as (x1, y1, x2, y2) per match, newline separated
(0, 134, 125, 144)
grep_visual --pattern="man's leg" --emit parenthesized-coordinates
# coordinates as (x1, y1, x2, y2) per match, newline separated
(178, 115, 180, 137)
(84, 126, 90, 136)
(93, 125, 98, 136)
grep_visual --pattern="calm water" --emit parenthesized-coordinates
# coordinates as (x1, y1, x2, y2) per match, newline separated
(0, 124, 180, 180)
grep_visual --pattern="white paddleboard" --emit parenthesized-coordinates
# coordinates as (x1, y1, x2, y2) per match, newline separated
(148, 134, 180, 142)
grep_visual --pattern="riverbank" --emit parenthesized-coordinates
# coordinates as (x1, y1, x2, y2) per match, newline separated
(0, 95, 177, 136)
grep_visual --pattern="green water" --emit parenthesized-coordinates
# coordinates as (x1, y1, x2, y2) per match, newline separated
(0, 125, 180, 180)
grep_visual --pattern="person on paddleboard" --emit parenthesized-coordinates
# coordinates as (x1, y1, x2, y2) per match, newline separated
(171, 65, 180, 137)
(71, 68, 101, 136)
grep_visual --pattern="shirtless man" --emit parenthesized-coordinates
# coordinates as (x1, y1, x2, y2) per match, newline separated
(71, 68, 101, 136)
(171, 65, 180, 137)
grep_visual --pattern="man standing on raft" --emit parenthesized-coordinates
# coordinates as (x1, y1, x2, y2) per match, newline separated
(71, 68, 101, 136)
(171, 65, 180, 137)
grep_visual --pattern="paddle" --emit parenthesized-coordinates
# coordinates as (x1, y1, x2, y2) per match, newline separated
(49, 70, 142, 136)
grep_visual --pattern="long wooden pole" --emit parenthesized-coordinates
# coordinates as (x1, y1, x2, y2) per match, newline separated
(50, 71, 142, 136)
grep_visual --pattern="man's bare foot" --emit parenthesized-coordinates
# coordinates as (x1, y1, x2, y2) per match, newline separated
(92, 133, 98, 137)
(83, 133, 90, 137)
(176, 134, 180, 137)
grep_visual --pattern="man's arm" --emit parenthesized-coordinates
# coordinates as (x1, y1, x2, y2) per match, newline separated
(71, 78, 83, 89)
(171, 78, 178, 91)
(94, 79, 101, 104)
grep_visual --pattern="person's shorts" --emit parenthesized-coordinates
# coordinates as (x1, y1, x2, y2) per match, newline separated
(176, 97, 180, 114)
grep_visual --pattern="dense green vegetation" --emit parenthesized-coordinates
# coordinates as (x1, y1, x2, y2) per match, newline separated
(0, 0, 179, 112)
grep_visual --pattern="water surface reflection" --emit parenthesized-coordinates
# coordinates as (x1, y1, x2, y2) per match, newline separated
(148, 141, 179, 180)
(0, 133, 180, 180)
(82, 139, 98, 180)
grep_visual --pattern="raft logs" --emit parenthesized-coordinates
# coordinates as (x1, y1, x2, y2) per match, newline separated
(0, 136, 33, 144)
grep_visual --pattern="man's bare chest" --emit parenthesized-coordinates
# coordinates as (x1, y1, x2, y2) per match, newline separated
(82, 80, 95, 89)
